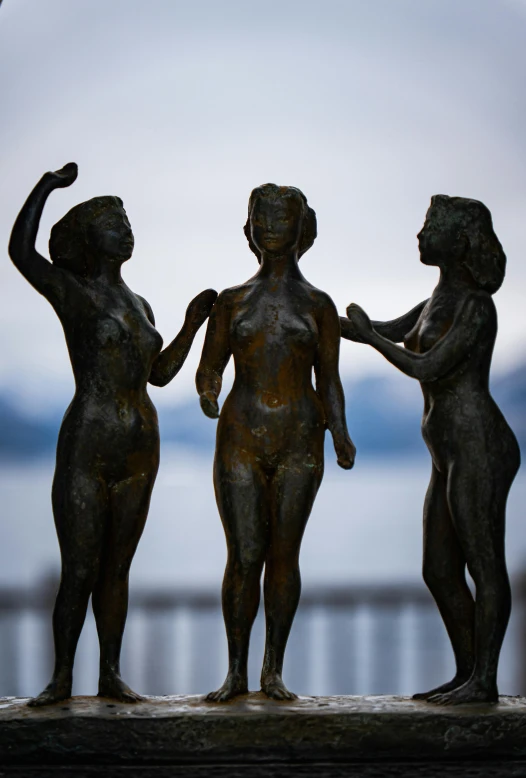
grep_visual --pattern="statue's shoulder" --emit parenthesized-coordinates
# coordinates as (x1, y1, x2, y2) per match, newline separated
(458, 289, 496, 319)
(216, 280, 255, 308)
(301, 281, 337, 313)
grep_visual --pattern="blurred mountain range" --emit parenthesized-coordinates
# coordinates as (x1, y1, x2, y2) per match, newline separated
(1, 364, 525, 460)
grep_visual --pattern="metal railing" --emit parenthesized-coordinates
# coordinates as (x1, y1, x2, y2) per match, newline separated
(0, 573, 524, 698)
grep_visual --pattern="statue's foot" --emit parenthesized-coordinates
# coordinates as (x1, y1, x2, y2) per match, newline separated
(429, 678, 498, 706)
(206, 673, 248, 702)
(27, 677, 72, 707)
(261, 674, 297, 701)
(413, 674, 471, 700)
(98, 671, 144, 703)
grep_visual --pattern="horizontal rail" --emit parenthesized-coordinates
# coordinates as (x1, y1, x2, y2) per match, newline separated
(0, 581, 440, 612)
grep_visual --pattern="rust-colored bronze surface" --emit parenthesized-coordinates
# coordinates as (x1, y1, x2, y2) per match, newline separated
(197, 184, 355, 702)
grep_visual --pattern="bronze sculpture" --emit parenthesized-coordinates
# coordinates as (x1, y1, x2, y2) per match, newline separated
(8, 163, 217, 706)
(196, 184, 355, 702)
(342, 195, 520, 704)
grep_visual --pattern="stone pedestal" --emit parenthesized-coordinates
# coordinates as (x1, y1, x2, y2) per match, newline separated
(0, 694, 525, 776)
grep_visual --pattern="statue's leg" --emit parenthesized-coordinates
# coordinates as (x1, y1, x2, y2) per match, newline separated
(28, 470, 108, 706)
(413, 463, 475, 700)
(93, 472, 157, 703)
(207, 459, 268, 702)
(429, 460, 513, 705)
(260, 458, 323, 701)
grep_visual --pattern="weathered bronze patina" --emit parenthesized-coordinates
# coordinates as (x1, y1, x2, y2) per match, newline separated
(8, 163, 217, 706)
(196, 184, 355, 702)
(342, 195, 520, 705)
(1, 694, 526, 777)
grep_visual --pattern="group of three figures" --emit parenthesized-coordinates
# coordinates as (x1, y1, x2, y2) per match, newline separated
(8, 163, 519, 708)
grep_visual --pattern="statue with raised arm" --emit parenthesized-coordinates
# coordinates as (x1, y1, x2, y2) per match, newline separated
(196, 184, 355, 702)
(342, 195, 520, 705)
(8, 164, 217, 706)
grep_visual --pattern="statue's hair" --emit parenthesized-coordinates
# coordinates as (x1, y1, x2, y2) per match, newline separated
(430, 194, 506, 294)
(244, 184, 317, 263)
(49, 196, 124, 277)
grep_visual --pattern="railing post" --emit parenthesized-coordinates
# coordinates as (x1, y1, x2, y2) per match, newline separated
(39, 571, 60, 685)
(517, 571, 526, 697)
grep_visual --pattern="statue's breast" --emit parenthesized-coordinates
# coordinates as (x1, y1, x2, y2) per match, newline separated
(89, 309, 162, 359)
(281, 314, 318, 347)
(231, 308, 317, 351)
(405, 305, 453, 354)
(231, 315, 259, 340)
(418, 321, 451, 353)
(93, 314, 130, 348)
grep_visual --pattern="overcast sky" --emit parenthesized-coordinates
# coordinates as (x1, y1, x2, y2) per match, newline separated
(1, 0, 525, 410)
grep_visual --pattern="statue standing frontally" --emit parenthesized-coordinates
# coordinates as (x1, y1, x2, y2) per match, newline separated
(197, 184, 355, 702)
(9, 163, 217, 705)
(342, 195, 520, 704)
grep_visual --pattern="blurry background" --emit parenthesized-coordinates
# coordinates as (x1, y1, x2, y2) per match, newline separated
(0, 0, 525, 698)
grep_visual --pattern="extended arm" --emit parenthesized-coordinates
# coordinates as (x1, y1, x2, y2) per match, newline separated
(340, 299, 429, 343)
(348, 294, 493, 382)
(8, 163, 78, 307)
(149, 289, 217, 387)
(195, 291, 232, 418)
(315, 297, 356, 469)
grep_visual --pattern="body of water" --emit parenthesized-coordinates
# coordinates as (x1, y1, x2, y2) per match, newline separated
(1, 446, 525, 588)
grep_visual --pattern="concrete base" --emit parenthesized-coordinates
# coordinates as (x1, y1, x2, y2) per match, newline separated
(0, 694, 525, 776)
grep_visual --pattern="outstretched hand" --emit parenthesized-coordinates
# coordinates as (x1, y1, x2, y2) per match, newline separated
(186, 289, 218, 329)
(43, 162, 78, 189)
(345, 303, 374, 343)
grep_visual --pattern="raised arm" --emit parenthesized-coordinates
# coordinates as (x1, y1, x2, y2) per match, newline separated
(8, 163, 78, 308)
(148, 289, 217, 387)
(347, 293, 494, 382)
(195, 291, 232, 418)
(315, 295, 356, 469)
(340, 299, 429, 343)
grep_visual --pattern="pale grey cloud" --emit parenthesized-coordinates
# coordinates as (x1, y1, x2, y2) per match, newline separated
(1, 0, 525, 410)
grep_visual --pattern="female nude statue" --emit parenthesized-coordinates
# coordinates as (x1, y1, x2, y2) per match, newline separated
(342, 195, 520, 704)
(9, 163, 217, 705)
(196, 184, 355, 702)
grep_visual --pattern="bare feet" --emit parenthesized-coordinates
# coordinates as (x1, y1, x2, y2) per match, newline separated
(428, 678, 498, 706)
(206, 673, 248, 702)
(261, 674, 297, 701)
(27, 675, 72, 707)
(413, 673, 471, 701)
(98, 671, 144, 703)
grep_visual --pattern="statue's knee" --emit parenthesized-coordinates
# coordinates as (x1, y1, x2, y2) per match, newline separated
(61, 562, 98, 595)
(466, 562, 510, 596)
(266, 554, 300, 582)
(230, 551, 264, 580)
(422, 560, 451, 593)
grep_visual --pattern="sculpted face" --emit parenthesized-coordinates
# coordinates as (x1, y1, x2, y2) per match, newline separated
(88, 205, 135, 261)
(417, 201, 458, 268)
(250, 194, 303, 257)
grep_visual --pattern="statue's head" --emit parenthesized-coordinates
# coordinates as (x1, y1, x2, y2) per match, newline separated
(49, 196, 134, 277)
(244, 184, 317, 263)
(418, 195, 506, 294)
